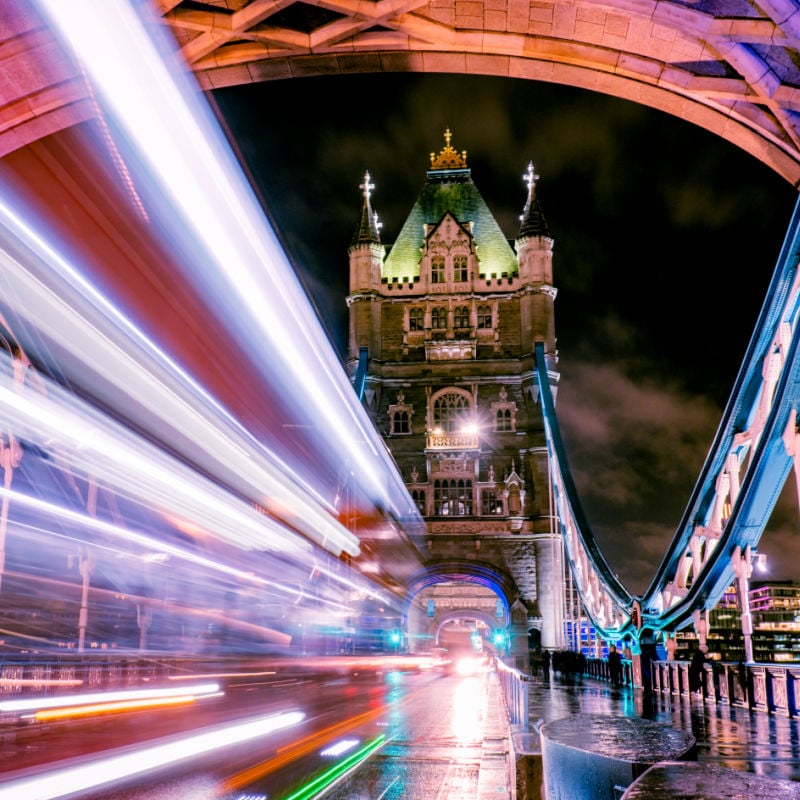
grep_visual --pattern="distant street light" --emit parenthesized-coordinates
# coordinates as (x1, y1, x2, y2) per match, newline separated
(732, 545, 762, 663)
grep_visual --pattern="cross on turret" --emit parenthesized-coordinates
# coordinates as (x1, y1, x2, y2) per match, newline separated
(360, 171, 375, 199)
(524, 162, 539, 194)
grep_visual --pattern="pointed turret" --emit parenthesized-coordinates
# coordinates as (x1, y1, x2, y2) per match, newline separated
(347, 171, 385, 365)
(518, 162, 550, 239)
(350, 171, 383, 246)
(515, 161, 556, 359)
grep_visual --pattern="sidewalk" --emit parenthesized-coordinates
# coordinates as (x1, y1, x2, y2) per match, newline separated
(478, 670, 515, 799)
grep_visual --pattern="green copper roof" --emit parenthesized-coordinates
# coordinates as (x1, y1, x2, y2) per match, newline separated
(383, 167, 518, 281)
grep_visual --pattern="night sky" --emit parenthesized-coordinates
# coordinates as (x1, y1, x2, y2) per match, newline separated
(211, 73, 800, 596)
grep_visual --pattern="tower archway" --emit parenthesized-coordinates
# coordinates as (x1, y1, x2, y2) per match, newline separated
(405, 561, 530, 666)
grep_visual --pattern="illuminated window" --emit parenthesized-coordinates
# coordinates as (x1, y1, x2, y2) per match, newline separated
(433, 390, 471, 432)
(454, 306, 469, 328)
(412, 489, 426, 514)
(477, 305, 493, 329)
(482, 490, 503, 515)
(454, 255, 468, 282)
(431, 307, 447, 329)
(431, 256, 445, 284)
(409, 307, 424, 331)
(434, 479, 473, 515)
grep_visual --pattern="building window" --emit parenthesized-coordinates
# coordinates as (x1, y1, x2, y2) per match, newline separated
(491, 387, 516, 433)
(431, 256, 445, 284)
(454, 305, 469, 329)
(412, 489, 426, 514)
(454, 255, 468, 282)
(433, 390, 471, 432)
(477, 305, 493, 329)
(482, 490, 503, 515)
(431, 306, 447, 329)
(495, 408, 512, 432)
(434, 479, 473, 515)
(409, 307, 424, 331)
(388, 392, 413, 435)
(392, 410, 410, 434)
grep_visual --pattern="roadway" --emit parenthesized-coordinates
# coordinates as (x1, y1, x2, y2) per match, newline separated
(0, 655, 513, 800)
(4, 656, 800, 798)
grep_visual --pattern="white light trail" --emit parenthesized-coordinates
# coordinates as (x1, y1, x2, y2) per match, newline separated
(0, 710, 305, 800)
(34, 0, 416, 521)
(0, 356, 312, 556)
(0, 489, 342, 607)
(0, 682, 220, 712)
(0, 208, 361, 559)
(320, 738, 360, 757)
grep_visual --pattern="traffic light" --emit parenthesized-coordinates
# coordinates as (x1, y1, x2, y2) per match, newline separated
(492, 628, 507, 647)
(389, 629, 401, 645)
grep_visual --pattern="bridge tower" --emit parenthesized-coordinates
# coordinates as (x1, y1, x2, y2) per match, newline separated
(347, 132, 566, 664)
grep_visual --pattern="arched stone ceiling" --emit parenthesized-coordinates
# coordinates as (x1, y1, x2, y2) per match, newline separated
(3, 0, 800, 184)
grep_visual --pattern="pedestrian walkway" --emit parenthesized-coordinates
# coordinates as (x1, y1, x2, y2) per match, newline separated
(526, 671, 800, 784)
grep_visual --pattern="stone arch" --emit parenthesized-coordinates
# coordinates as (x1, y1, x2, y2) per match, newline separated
(4, 3, 800, 184)
(428, 608, 504, 648)
(406, 560, 518, 611)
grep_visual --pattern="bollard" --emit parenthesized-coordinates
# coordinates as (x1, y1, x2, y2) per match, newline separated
(621, 761, 800, 799)
(540, 714, 696, 800)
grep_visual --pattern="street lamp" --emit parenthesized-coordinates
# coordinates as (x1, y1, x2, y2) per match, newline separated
(732, 545, 763, 663)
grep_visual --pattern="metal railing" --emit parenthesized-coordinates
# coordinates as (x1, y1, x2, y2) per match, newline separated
(495, 658, 529, 727)
(650, 659, 800, 717)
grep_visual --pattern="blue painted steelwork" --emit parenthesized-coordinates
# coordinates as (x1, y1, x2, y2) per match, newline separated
(640, 192, 800, 629)
(353, 346, 369, 401)
(536, 193, 800, 639)
(535, 341, 634, 637)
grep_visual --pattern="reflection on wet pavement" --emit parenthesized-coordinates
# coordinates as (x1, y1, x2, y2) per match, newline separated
(530, 675, 800, 783)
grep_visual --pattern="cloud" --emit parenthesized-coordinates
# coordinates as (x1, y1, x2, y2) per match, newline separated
(557, 355, 722, 594)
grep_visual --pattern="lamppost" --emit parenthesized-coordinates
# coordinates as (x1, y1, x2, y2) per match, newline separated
(732, 545, 766, 664)
(732, 545, 754, 663)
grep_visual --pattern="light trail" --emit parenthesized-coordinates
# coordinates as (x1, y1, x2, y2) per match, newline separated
(34, 0, 419, 527)
(280, 735, 387, 800)
(0, 682, 221, 713)
(0, 710, 305, 800)
(0, 489, 356, 613)
(32, 694, 204, 722)
(0, 218, 361, 559)
(222, 704, 389, 793)
(0, 353, 311, 557)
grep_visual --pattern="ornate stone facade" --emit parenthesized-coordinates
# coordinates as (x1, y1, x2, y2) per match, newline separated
(347, 137, 567, 659)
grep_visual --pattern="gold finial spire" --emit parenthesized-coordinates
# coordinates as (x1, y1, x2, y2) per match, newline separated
(429, 129, 468, 170)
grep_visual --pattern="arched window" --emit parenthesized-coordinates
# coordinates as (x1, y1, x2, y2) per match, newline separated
(388, 392, 413, 435)
(454, 305, 469, 329)
(433, 390, 471, 432)
(409, 307, 424, 331)
(453, 255, 468, 282)
(431, 256, 445, 283)
(434, 479, 473, 515)
(412, 489, 426, 514)
(431, 307, 447, 329)
(392, 410, 410, 434)
(495, 408, 512, 432)
(477, 305, 493, 329)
